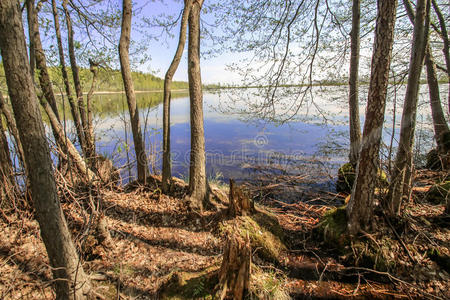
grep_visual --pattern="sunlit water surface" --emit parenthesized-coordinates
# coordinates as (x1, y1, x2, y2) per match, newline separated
(52, 85, 446, 190)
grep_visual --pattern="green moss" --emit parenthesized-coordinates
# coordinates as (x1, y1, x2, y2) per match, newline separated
(220, 208, 286, 263)
(317, 206, 349, 247)
(251, 207, 285, 242)
(426, 181, 450, 204)
(160, 267, 219, 299)
(336, 163, 356, 193)
(336, 163, 388, 193)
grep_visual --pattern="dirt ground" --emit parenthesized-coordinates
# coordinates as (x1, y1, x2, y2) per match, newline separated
(0, 171, 449, 299)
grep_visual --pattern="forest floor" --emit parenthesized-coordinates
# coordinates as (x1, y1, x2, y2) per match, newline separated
(0, 170, 449, 299)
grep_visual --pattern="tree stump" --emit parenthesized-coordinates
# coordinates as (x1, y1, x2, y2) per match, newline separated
(228, 179, 254, 217)
(217, 226, 251, 300)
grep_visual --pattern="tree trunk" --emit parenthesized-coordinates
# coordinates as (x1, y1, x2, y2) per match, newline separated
(431, 0, 450, 115)
(228, 179, 254, 217)
(52, 0, 86, 153)
(40, 97, 97, 181)
(162, 0, 193, 193)
(404, 0, 450, 162)
(26, 0, 35, 79)
(187, 0, 208, 210)
(86, 60, 98, 167)
(426, 48, 450, 151)
(0, 1, 91, 298)
(0, 93, 25, 168)
(0, 115, 15, 208)
(63, 0, 94, 159)
(119, 0, 149, 183)
(348, 0, 362, 167)
(346, 0, 398, 235)
(217, 228, 251, 300)
(28, 0, 61, 121)
(387, 0, 429, 216)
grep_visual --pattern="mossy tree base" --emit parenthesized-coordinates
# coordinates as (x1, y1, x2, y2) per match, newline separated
(316, 207, 398, 272)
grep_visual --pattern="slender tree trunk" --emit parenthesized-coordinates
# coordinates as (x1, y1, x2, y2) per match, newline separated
(0, 93, 25, 168)
(0, 1, 91, 298)
(0, 115, 15, 207)
(426, 49, 450, 146)
(26, 0, 35, 79)
(40, 97, 97, 181)
(348, 0, 362, 167)
(86, 60, 98, 166)
(387, 0, 429, 216)
(431, 0, 450, 114)
(404, 0, 449, 163)
(63, 0, 94, 159)
(52, 0, 86, 153)
(187, 0, 207, 211)
(162, 0, 193, 192)
(27, 0, 61, 121)
(119, 0, 149, 183)
(346, 0, 398, 235)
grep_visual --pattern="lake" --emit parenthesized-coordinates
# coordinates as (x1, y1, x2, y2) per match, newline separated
(56, 85, 445, 190)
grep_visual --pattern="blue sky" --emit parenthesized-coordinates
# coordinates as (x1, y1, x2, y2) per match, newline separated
(132, 0, 242, 84)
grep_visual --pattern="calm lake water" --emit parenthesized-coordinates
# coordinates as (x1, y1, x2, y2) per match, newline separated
(55, 85, 445, 189)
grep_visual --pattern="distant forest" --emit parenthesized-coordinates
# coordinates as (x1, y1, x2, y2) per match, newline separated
(0, 63, 189, 92)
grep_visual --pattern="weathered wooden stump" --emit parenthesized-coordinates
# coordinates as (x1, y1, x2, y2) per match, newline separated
(217, 226, 251, 300)
(228, 179, 254, 217)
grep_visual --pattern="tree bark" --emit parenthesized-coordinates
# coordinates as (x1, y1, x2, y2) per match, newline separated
(26, 0, 35, 79)
(0, 93, 25, 168)
(0, 1, 91, 298)
(86, 60, 98, 167)
(217, 228, 251, 300)
(228, 179, 254, 217)
(119, 0, 149, 183)
(162, 0, 193, 193)
(431, 0, 450, 114)
(187, 0, 208, 210)
(404, 0, 449, 166)
(63, 0, 94, 160)
(52, 0, 86, 153)
(27, 0, 61, 121)
(348, 0, 362, 167)
(346, 0, 398, 235)
(426, 49, 450, 150)
(0, 115, 15, 207)
(40, 97, 97, 181)
(387, 0, 429, 216)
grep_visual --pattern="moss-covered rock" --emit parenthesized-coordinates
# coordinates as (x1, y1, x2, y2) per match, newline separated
(426, 181, 450, 204)
(317, 206, 349, 247)
(336, 163, 388, 193)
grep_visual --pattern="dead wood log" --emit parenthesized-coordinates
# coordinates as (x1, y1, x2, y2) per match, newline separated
(217, 226, 251, 300)
(228, 179, 254, 217)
